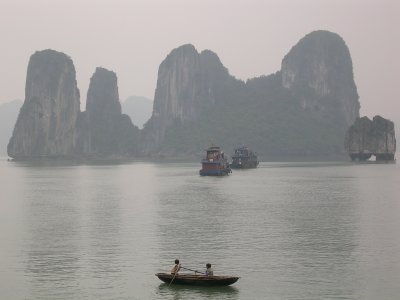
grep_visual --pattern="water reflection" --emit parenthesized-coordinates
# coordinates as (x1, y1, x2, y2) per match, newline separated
(81, 167, 124, 299)
(155, 170, 235, 268)
(22, 167, 83, 299)
(274, 173, 359, 298)
(156, 283, 239, 300)
(21, 164, 127, 299)
(1, 161, 399, 299)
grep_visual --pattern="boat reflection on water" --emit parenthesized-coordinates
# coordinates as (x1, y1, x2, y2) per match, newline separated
(156, 282, 239, 300)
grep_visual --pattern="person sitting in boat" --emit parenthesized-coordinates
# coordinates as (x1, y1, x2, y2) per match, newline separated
(170, 259, 181, 274)
(205, 263, 214, 276)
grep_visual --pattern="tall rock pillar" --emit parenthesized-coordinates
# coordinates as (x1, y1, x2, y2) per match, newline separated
(76, 67, 139, 156)
(142, 44, 229, 154)
(281, 30, 360, 128)
(8, 50, 80, 159)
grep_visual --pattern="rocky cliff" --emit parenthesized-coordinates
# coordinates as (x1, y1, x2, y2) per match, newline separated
(76, 67, 139, 156)
(0, 100, 22, 155)
(345, 116, 396, 161)
(142, 31, 361, 156)
(8, 50, 80, 159)
(142, 44, 231, 153)
(281, 30, 360, 127)
(8, 30, 365, 159)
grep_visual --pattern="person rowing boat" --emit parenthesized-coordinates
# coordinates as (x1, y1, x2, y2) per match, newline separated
(156, 261, 239, 286)
(171, 262, 214, 276)
(205, 263, 214, 276)
(170, 259, 181, 274)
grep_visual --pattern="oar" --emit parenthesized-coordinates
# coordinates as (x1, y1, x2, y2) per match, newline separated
(169, 271, 178, 286)
(169, 264, 180, 286)
(180, 266, 205, 275)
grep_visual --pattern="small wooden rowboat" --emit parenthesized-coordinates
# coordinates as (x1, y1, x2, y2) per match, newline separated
(155, 273, 239, 286)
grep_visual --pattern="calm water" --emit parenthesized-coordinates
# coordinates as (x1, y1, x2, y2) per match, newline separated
(0, 159, 399, 300)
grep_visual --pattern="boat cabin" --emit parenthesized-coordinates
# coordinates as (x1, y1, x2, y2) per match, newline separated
(199, 146, 231, 176)
(206, 146, 225, 161)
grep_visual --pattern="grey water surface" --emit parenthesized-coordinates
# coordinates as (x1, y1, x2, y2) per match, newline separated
(0, 159, 399, 299)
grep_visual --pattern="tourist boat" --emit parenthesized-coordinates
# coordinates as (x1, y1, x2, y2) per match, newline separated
(230, 146, 259, 169)
(155, 273, 239, 286)
(199, 146, 232, 176)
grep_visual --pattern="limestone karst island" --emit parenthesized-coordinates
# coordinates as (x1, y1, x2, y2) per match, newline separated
(7, 30, 396, 161)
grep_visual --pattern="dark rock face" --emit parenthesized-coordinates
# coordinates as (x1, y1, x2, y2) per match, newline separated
(77, 67, 139, 156)
(8, 50, 80, 159)
(142, 44, 230, 153)
(345, 116, 396, 161)
(281, 30, 360, 127)
(7, 30, 365, 159)
(142, 31, 361, 157)
(0, 100, 22, 155)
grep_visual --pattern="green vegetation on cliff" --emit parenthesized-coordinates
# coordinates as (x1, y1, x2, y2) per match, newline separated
(159, 73, 347, 157)
(145, 31, 360, 158)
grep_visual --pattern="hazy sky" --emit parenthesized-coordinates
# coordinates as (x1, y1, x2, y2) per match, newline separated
(1, 0, 399, 122)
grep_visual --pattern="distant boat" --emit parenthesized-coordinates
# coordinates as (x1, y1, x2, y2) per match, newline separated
(199, 146, 232, 176)
(155, 273, 239, 286)
(230, 146, 259, 169)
